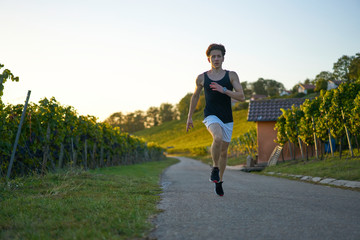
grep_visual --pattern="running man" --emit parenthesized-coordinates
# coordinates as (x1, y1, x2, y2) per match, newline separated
(186, 43, 245, 196)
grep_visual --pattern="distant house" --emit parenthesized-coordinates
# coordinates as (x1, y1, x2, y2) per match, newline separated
(327, 80, 342, 90)
(247, 98, 306, 163)
(298, 84, 315, 94)
(280, 90, 292, 96)
(250, 94, 267, 101)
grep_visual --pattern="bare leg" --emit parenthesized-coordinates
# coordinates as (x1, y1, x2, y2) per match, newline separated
(219, 141, 230, 181)
(208, 123, 223, 168)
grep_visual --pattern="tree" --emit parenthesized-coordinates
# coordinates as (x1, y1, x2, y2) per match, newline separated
(349, 53, 360, 81)
(133, 110, 146, 132)
(123, 112, 135, 133)
(241, 81, 253, 99)
(122, 111, 145, 133)
(159, 103, 175, 123)
(315, 79, 328, 92)
(333, 55, 354, 82)
(251, 78, 284, 97)
(265, 79, 284, 97)
(252, 78, 267, 95)
(104, 110, 145, 133)
(314, 71, 334, 92)
(177, 93, 192, 120)
(146, 106, 159, 128)
(104, 112, 124, 130)
(291, 84, 299, 94)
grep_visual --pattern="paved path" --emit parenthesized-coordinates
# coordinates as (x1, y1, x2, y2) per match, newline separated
(150, 157, 360, 240)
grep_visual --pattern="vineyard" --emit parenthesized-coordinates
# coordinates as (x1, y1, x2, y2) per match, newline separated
(0, 65, 164, 179)
(228, 127, 257, 159)
(275, 79, 360, 160)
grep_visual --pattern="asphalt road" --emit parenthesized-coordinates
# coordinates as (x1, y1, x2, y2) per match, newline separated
(149, 157, 360, 240)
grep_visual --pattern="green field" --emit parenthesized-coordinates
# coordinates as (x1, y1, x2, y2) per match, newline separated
(0, 158, 179, 240)
(134, 109, 255, 151)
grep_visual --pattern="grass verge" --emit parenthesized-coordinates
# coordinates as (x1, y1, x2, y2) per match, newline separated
(261, 153, 360, 181)
(0, 158, 179, 240)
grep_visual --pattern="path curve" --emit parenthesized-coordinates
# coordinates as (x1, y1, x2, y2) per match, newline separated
(150, 157, 360, 240)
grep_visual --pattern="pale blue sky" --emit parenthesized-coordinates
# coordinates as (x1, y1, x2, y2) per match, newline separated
(1, 0, 359, 121)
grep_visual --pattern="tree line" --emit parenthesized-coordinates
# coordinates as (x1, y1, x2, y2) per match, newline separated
(291, 53, 360, 93)
(105, 79, 287, 133)
(104, 103, 179, 133)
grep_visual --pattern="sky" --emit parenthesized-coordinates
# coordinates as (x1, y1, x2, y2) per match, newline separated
(1, 0, 359, 121)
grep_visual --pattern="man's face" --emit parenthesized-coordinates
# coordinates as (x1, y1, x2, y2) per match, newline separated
(208, 49, 224, 68)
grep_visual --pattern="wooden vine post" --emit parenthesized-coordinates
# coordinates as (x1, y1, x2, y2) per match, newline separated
(311, 116, 319, 159)
(71, 137, 77, 166)
(6, 90, 31, 180)
(84, 138, 88, 170)
(41, 123, 51, 175)
(100, 144, 104, 167)
(58, 143, 64, 168)
(288, 139, 293, 160)
(324, 116, 334, 156)
(341, 109, 354, 157)
(92, 142, 96, 169)
(293, 112, 304, 160)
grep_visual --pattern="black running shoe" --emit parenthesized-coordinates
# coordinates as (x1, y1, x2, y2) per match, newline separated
(215, 181, 224, 196)
(210, 167, 220, 183)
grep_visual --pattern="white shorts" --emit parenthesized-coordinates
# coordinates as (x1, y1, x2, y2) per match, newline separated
(203, 115, 233, 143)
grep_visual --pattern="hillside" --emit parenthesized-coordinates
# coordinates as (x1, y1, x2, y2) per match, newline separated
(134, 109, 255, 151)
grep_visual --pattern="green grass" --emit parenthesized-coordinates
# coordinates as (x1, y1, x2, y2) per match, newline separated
(262, 151, 360, 181)
(134, 109, 255, 151)
(0, 158, 179, 240)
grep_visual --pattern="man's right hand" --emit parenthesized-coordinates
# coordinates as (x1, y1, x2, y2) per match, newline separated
(186, 118, 194, 132)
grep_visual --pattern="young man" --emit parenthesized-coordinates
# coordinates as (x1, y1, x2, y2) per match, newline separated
(186, 43, 245, 196)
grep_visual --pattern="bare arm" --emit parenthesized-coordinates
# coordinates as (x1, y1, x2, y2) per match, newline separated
(186, 74, 204, 132)
(209, 71, 245, 102)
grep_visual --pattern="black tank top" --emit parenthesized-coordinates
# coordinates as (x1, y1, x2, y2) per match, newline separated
(203, 70, 233, 123)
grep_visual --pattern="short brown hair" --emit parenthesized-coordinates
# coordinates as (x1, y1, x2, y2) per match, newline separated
(206, 44, 226, 57)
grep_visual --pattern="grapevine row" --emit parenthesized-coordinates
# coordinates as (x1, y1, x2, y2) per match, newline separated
(275, 79, 360, 159)
(0, 97, 164, 178)
(229, 128, 257, 158)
